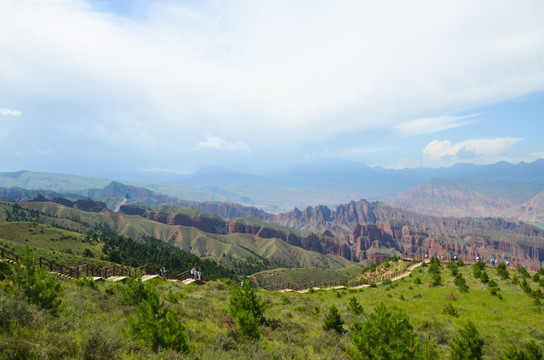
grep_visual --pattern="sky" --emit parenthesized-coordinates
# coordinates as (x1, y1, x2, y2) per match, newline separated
(1, 0, 544, 178)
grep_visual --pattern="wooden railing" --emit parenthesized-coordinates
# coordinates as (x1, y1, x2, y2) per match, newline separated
(0, 246, 194, 281)
(0, 247, 19, 263)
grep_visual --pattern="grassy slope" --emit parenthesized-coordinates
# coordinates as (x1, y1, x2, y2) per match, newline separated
(0, 170, 111, 191)
(1, 256, 542, 359)
(3, 201, 353, 270)
(0, 222, 110, 267)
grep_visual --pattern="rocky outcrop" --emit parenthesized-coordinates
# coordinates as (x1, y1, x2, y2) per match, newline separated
(27, 195, 106, 212)
(351, 219, 544, 268)
(508, 191, 544, 225)
(225, 218, 348, 259)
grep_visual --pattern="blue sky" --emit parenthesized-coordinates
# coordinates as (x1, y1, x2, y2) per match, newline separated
(1, 0, 543, 177)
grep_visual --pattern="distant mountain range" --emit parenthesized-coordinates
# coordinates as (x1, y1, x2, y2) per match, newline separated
(385, 179, 544, 225)
(2, 159, 544, 213)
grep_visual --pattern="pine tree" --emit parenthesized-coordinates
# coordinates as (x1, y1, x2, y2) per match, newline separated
(323, 305, 346, 335)
(351, 303, 437, 359)
(229, 279, 267, 339)
(450, 321, 485, 360)
(348, 296, 365, 316)
(7, 245, 61, 314)
(497, 262, 510, 280)
(128, 287, 189, 353)
(454, 273, 469, 293)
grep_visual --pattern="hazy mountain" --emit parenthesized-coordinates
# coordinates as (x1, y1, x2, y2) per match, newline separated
(385, 179, 544, 218)
(0, 187, 80, 202)
(0, 170, 111, 191)
(2, 158, 544, 213)
(379, 159, 544, 182)
(507, 191, 544, 227)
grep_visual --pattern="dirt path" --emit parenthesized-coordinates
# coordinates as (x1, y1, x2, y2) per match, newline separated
(282, 260, 427, 293)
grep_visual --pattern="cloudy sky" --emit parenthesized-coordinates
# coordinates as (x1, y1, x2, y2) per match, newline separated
(1, 0, 543, 177)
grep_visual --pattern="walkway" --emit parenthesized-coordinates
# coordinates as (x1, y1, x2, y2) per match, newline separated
(278, 259, 428, 293)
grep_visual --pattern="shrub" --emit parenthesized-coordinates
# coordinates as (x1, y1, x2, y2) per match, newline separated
(473, 261, 485, 279)
(0, 291, 44, 332)
(0, 261, 11, 281)
(119, 278, 154, 306)
(75, 274, 99, 291)
(229, 278, 267, 339)
(454, 273, 469, 293)
(351, 303, 437, 359)
(500, 340, 543, 360)
(382, 278, 392, 286)
(322, 305, 346, 335)
(428, 260, 441, 275)
(497, 262, 510, 280)
(414, 277, 422, 286)
(448, 263, 459, 277)
(446, 293, 457, 301)
(6, 245, 61, 314)
(450, 321, 485, 360)
(82, 329, 121, 360)
(82, 248, 94, 258)
(348, 296, 365, 316)
(518, 267, 531, 279)
(480, 271, 490, 284)
(443, 303, 459, 317)
(521, 279, 533, 295)
(431, 273, 442, 287)
(128, 288, 189, 353)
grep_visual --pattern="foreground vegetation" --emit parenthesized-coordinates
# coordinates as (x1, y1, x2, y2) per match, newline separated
(1, 243, 544, 359)
(1, 203, 543, 358)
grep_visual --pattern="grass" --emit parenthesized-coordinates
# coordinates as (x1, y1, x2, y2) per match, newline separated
(1, 244, 543, 358)
(7, 201, 352, 270)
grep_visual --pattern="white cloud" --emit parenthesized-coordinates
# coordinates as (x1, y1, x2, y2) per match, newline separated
(0, 108, 21, 116)
(342, 147, 395, 155)
(0, 1, 543, 143)
(395, 113, 481, 137)
(38, 148, 56, 155)
(0, 1, 543, 172)
(423, 137, 522, 163)
(196, 135, 251, 154)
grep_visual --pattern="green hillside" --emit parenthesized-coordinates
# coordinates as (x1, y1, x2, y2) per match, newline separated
(1, 244, 543, 358)
(0, 170, 111, 191)
(0, 200, 352, 271)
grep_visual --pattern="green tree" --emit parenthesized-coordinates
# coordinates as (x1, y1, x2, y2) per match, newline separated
(450, 321, 485, 360)
(480, 270, 490, 284)
(323, 304, 346, 335)
(229, 279, 267, 339)
(128, 288, 189, 353)
(348, 296, 365, 316)
(518, 267, 531, 279)
(500, 340, 543, 360)
(119, 278, 154, 306)
(497, 262, 510, 280)
(454, 273, 469, 293)
(7, 245, 61, 314)
(473, 261, 485, 279)
(431, 273, 442, 287)
(351, 303, 437, 359)
(428, 258, 441, 274)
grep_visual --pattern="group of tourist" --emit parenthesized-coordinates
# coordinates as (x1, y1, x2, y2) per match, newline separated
(190, 266, 202, 281)
(155, 266, 167, 277)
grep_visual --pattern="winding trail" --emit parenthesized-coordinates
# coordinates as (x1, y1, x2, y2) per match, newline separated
(281, 260, 428, 293)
